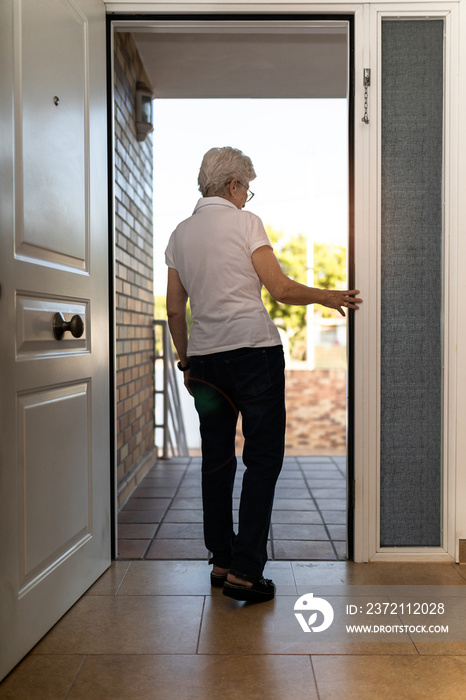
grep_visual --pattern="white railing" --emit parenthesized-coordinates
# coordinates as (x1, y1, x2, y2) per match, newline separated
(154, 320, 188, 459)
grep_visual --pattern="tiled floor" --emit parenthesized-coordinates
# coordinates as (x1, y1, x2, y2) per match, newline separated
(6, 455, 466, 698)
(2, 560, 466, 698)
(117, 455, 347, 561)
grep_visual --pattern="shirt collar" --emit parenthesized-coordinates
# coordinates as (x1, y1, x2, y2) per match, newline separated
(193, 196, 238, 214)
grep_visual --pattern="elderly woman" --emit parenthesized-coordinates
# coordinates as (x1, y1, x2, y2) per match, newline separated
(165, 147, 361, 603)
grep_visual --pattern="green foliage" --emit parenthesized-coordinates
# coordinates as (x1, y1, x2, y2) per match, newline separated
(155, 231, 347, 362)
(153, 295, 191, 360)
(313, 242, 347, 319)
(261, 228, 347, 358)
(154, 295, 192, 330)
(261, 227, 308, 360)
(314, 241, 347, 290)
(154, 295, 167, 320)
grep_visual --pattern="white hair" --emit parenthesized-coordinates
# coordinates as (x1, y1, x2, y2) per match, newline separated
(198, 147, 257, 197)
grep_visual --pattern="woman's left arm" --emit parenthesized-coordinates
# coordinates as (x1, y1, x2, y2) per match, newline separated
(166, 268, 190, 387)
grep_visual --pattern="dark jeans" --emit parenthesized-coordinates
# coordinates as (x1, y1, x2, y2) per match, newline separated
(189, 345, 286, 578)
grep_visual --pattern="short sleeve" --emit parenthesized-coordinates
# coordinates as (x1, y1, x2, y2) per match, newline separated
(247, 214, 273, 256)
(164, 234, 176, 269)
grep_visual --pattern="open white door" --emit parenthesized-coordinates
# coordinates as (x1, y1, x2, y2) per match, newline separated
(352, 2, 461, 562)
(0, 0, 110, 679)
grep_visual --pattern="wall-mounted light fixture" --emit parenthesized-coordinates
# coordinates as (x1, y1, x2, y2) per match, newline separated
(136, 81, 154, 142)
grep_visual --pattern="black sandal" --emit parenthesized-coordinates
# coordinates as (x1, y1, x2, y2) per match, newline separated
(223, 576, 275, 603)
(210, 571, 228, 587)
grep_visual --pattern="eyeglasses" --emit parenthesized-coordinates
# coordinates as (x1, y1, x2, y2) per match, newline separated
(236, 180, 255, 202)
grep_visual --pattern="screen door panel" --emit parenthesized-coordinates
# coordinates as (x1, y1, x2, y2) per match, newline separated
(380, 20, 444, 547)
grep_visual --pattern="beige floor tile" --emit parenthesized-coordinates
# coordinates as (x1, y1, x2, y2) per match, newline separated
(393, 591, 466, 646)
(415, 642, 466, 655)
(67, 654, 318, 700)
(118, 560, 214, 595)
(0, 655, 85, 700)
(262, 560, 298, 587)
(292, 561, 350, 593)
(293, 562, 466, 590)
(85, 561, 131, 596)
(32, 595, 204, 655)
(117, 560, 297, 596)
(312, 655, 466, 699)
(198, 595, 416, 655)
(453, 564, 466, 582)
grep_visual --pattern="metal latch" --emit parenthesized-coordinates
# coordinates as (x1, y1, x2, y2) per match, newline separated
(362, 69, 371, 124)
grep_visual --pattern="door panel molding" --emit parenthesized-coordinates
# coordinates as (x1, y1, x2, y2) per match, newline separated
(14, 0, 90, 271)
(17, 382, 92, 596)
(16, 294, 90, 359)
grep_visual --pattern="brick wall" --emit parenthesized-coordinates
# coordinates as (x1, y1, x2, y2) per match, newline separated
(284, 368, 346, 455)
(235, 368, 347, 456)
(114, 33, 156, 507)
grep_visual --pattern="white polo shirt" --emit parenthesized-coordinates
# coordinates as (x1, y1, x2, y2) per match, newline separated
(165, 197, 281, 356)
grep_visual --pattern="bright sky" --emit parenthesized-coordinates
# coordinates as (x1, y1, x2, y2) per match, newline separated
(153, 98, 348, 295)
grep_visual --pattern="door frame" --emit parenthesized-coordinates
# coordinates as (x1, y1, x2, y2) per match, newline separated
(360, 2, 461, 563)
(352, 1, 463, 563)
(107, 11, 356, 559)
(106, 0, 466, 563)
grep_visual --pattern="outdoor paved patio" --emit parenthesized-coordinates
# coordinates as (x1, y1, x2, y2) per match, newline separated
(117, 455, 347, 561)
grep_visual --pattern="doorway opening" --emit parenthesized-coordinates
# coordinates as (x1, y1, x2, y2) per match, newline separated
(111, 17, 354, 562)
(153, 98, 348, 457)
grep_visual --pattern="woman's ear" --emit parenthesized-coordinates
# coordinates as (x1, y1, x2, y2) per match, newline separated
(228, 178, 238, 199)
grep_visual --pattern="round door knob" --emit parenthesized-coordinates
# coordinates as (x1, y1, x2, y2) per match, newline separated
(53, 312, 84, 340)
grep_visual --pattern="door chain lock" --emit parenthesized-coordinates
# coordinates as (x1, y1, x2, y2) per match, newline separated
(362, 69, 371, 124)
